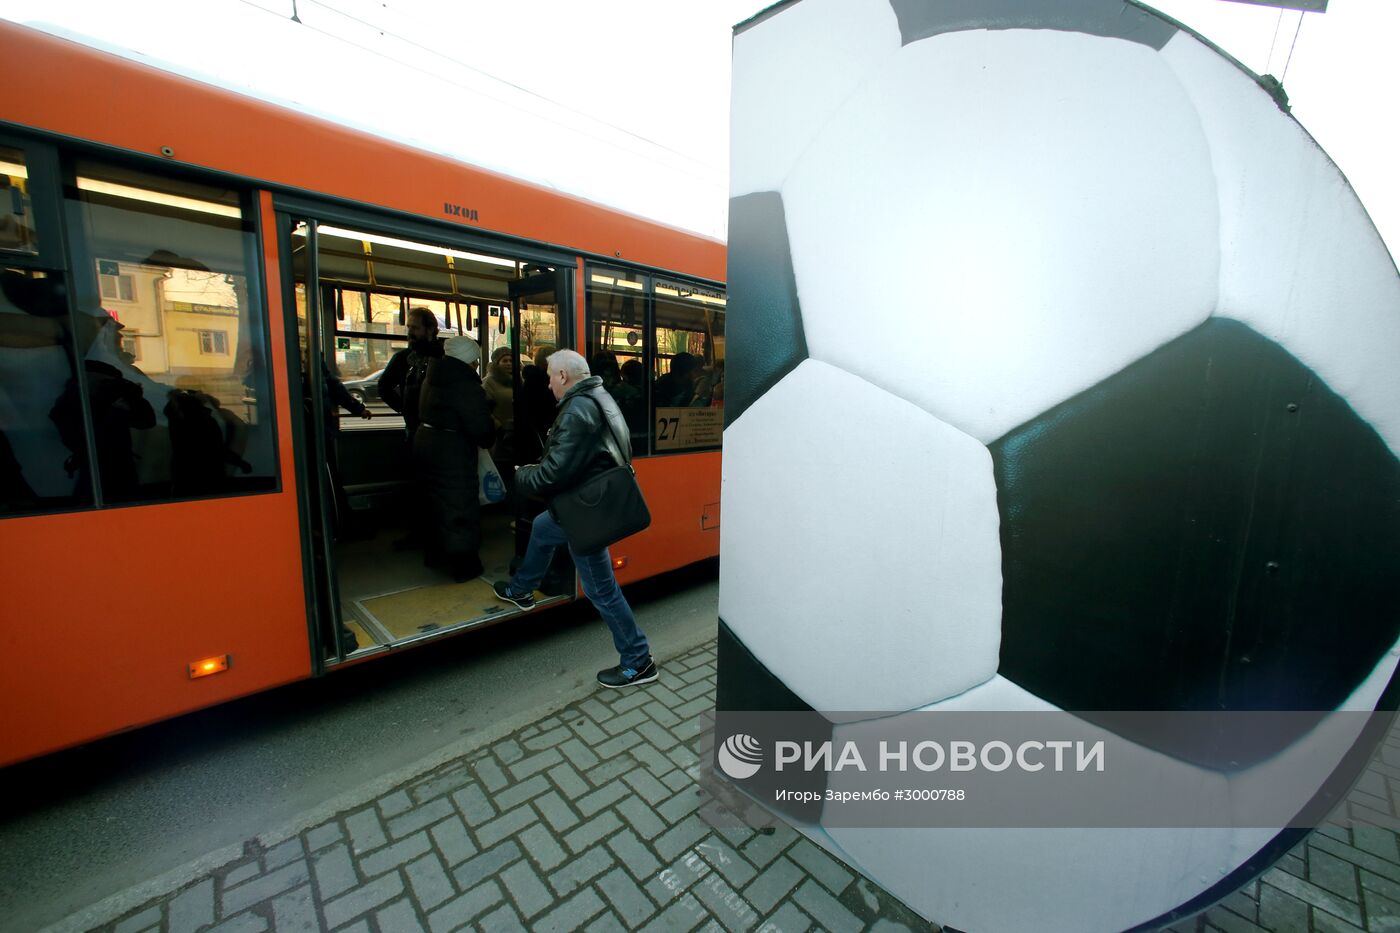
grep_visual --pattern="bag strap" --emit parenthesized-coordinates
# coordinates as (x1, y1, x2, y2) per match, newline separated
(581, 391, 630, 468)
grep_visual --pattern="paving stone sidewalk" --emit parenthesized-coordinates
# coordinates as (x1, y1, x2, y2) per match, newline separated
(88, 641, 1400, 933)
(90, 643, 927, 933)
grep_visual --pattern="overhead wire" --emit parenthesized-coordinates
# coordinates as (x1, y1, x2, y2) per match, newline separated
(1266, 8, 1283, 74)
(1281, 10, 1305, 82)
(236, 0, 719, 179)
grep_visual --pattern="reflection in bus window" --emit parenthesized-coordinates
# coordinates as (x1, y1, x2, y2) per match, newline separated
(517, 301, 559, 386)
(0, 146, 39, 256)
(63, 161, 277, 503)
(510, 268, 563, 468)
(0, 269, 89, 514)
(653, 279, 724, 454)
(587, 266, 648, 450)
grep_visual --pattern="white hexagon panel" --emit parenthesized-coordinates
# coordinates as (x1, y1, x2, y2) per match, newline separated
(719, 358, 1002, 715)
(730, 0, 902, 198)
(781, 25, 1220, 444)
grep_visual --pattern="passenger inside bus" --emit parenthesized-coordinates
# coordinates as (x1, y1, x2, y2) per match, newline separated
(692, 359, 724, 408)
(482, 345, 515, 486)
(379, 306, 445, 552)
(654, 350, 700, 407)
(592, 349, 645, 433)
(317, 353, 372, 533)
(415, 335, 494, 582)
(379, 306, 443, 440)
(517, 343, 557, 464)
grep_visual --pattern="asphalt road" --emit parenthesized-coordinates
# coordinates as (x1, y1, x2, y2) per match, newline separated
(0, 559, 720, 932)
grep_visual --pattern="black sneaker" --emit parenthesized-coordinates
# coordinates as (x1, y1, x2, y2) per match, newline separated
(597, 659, 658, 689)
(492, 580, 536, 610)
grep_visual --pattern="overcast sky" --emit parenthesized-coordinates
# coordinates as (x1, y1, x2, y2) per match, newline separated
(1, 0, 1395, 257)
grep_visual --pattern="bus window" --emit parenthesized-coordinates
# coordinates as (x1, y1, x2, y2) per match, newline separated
(61, 161, 277, 504)
(517, 296, 560, 385)
(586, 266, 648, 451)
(653, 279, 725, 453)
(299, 221, 521, 420)
(365, 292, 410, 337)
(332, 333, 406, 414)
(0, 146, 39, 256)
(0, 268, 89, 514)
(374, 295, 450, 337)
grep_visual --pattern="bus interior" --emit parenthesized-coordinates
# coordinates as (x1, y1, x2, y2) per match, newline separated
(288, 219, 576, 664)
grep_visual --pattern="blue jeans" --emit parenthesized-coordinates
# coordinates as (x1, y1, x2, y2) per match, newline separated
(511, 510, 651, 671)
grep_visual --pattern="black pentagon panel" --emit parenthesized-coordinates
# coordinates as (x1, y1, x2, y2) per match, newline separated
(717, 618, 816, 713)
(725, 192, 808, 429)
(716, 620, 829, 823)
(890, 0, 1177, 51)
(990, 318, 1400, 763)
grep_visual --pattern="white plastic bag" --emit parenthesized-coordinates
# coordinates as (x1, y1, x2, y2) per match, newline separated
(478, 450, 506, 505)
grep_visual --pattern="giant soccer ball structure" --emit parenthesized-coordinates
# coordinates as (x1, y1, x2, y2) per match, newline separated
(718, 0, 1400, 930)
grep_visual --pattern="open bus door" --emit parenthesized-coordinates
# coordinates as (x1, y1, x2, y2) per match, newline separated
(504, 264, 572, 581)
(282, 214, 579, 668)
(279, 216, 350, 671)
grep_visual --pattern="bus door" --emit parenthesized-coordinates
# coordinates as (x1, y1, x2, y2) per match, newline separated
(504, 266, 571, 576)
(280, 212, 576, 666)
(506, 263, 569, 424)
(279, 216, 345, 670)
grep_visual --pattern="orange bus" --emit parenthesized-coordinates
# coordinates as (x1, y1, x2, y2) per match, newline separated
(0, 21, 725, 767)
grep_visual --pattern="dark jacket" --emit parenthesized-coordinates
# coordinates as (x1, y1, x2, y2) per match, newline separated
(653, 370, 695, 408)
(49, 359, 156, 502)
(321, 356, 366, 430)
(516, 364, 557, 465)
(417, 356, 495, 448)
(517, 376, 628, 501)
(381, 338, 444, 434)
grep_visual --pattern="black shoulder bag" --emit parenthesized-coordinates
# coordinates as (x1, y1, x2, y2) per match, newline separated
(548, 394, 652, 554)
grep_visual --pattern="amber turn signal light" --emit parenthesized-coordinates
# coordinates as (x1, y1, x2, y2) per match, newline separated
(188, 655, 230, 679)
(612, 556, 629, 570)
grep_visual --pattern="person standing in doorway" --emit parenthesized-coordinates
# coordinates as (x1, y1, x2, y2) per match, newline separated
(415, 336, 495, 582)
(492, 349, 656, 688)
(380, 306, 444, 438)
(482, 345, 516, 486)
(380, 306, 444, 551)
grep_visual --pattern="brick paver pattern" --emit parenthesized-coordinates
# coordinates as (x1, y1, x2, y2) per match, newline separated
(94, 642, 1400, 933)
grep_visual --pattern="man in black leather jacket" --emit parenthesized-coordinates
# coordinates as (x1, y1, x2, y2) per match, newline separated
(493, 348, 656, 688)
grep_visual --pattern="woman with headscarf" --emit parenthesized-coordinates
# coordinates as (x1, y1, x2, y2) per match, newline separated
(482, 345, 516, 484)
(414, 336, 495, 581)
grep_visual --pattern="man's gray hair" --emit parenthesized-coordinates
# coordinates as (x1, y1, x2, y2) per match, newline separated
(547, 348, 590, 380)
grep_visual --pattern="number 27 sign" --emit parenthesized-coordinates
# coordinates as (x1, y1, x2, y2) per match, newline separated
(655, 407, 722, 450)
